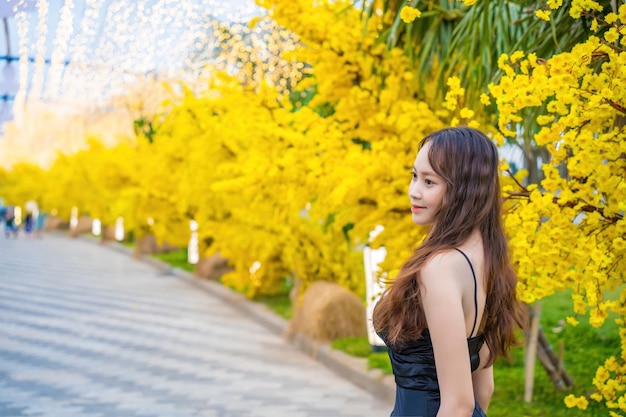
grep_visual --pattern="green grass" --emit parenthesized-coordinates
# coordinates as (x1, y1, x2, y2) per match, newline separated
(368, 352, 393, 374)
(486, 290, 618, 417)
(332, 289, 620, 416)
(151, 248, 195, 272)
(253, 294, 293, 319)
(119, 239, 135, 248)
(331, 337, 393, 374)
(331, 336, 373, 357)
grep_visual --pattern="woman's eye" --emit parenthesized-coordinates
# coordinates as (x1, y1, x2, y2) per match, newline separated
(424, 179, 434, 185)
(411, 171, 417, 180)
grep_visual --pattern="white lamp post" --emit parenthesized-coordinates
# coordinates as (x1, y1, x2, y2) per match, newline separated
(363, 225, 387, 350)
(187, 219, 199, 265)
(114, 216, 124, 241)
(92, 218, 101, 236)
(69, 206, 78, 229)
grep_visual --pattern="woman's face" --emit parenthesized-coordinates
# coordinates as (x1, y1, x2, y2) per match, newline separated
(408, 142, 446, 225)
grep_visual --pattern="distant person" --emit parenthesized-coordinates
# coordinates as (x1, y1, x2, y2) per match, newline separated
(0, 206, 5, 232)
(4, 207, 18, 238)
(24, 212, 34, 237)
(373, 127, 528, 417)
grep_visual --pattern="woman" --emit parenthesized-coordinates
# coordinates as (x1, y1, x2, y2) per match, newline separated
(373, 127, 527, 417)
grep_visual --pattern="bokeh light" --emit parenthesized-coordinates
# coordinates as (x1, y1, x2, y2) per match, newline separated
(0, 0, 306, 167)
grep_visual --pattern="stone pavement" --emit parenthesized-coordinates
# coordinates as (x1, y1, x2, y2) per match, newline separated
(0, 234, 391, 417)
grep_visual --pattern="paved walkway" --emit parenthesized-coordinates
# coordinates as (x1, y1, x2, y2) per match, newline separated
(0, 234, 390, 417)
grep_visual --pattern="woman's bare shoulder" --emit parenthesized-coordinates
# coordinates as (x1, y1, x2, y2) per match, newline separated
(421, 249, 469, 277)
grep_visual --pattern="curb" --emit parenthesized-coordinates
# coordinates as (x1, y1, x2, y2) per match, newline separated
(76, 234, 396, 406)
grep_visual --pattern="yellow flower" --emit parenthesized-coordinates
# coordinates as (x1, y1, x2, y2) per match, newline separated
(595, 366, 610, 383)
(447, 76, 461, 90)
(435, 109, 450, 119)
(591, 19, 599, 32)
(497, 54, 509, 70)
(248, 16, 260, 29)
(510, 50, 525, 63)
(460, 107, 475, 119)
(570, 0, 604, 18)
(605, 357, 619, 372)
(536, 115, 554, 125)
(566, 316, 580, 326)
(576, 396, 589, 410)
(536, 9, 551, 21)
(572, 294, 586, 314)
(605, 13, 618, 24)
(605, 28, 619, 43)
(564, 394, 578, 408)
(400, 6, 421, 23)
(564, 394, 589, 409)
(547, 0, 563, 9)
(591, 392, 603, 402)
(443, 97, 457, 111)
(463, 0, 477, 6)
(590, 313, 606, 328)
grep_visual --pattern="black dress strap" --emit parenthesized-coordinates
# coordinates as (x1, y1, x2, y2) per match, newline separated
(453, 248, 479, 338)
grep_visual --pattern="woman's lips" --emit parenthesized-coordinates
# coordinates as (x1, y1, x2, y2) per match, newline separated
(411, 205, 425, 212)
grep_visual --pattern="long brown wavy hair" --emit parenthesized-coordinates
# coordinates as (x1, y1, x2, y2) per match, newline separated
(373, 127, 527, 365)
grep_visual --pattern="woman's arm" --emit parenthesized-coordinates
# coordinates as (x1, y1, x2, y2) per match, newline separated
(472, 344, 494, 413)
(420, 253, 477, 417)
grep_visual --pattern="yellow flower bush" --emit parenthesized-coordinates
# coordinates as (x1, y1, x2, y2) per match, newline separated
(0, 163, 48, 209)
(487, 1, 626, 413)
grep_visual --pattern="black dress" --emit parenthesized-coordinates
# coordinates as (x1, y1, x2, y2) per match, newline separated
(378, 249, 488, 417)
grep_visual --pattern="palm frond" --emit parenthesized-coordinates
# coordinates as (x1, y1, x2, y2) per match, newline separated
(365, 0, 609, 108)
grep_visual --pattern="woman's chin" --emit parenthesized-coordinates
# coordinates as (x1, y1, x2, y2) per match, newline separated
(411, 213, 433, 226)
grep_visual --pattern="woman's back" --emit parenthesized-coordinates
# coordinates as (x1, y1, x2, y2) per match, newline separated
(372, 127, 527, 417)
(379, 245, 488, 416)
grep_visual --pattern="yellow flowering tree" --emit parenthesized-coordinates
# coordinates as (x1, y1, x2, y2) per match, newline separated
(40, 139, 140, 231)
(0, 163, 48, 210)
(483, 1, 626, 414)
(367, 0, 625, 412)
(255, 0, 446, 279)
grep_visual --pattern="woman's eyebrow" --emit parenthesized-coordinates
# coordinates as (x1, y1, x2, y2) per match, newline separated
(413, 166, 437, 176)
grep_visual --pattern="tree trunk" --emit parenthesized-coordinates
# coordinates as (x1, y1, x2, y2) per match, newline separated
(524, 301, 542, 402)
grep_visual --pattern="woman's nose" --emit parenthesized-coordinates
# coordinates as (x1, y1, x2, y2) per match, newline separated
(408, 182, 421, 199)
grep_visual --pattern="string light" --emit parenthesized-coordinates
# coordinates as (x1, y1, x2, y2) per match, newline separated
(46, 0, 74, 100)
(11, 1, 302, 108)
(1, 0, 309, 166)
(29, 0, 49, 100)
(13, 4, 30, 125)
